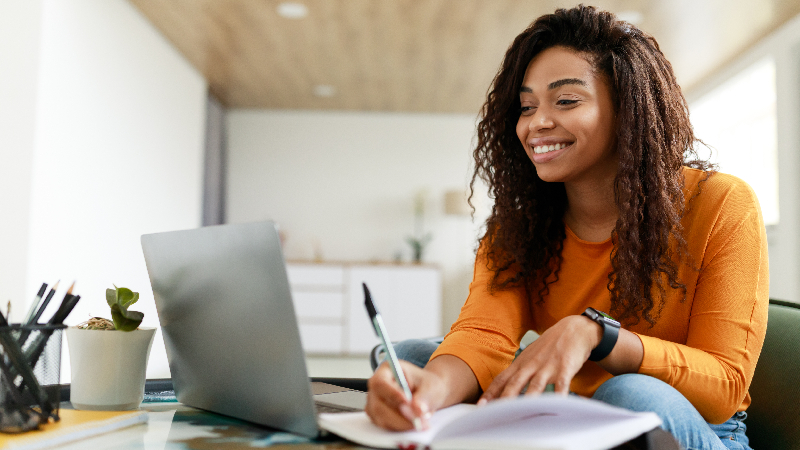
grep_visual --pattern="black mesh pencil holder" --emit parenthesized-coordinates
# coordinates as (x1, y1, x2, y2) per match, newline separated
(0, 324, 65, 433)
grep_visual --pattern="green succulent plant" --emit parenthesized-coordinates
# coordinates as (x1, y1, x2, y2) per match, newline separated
(105, 285, 144, 331)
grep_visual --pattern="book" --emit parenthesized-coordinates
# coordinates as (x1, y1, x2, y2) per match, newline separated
(0, 409, 148, 450)
(319, 393, 662, 450)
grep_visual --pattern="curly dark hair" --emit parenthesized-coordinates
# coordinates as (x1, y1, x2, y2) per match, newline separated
(471, 5, 713, 326)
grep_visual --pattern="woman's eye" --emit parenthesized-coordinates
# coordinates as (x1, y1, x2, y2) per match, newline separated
(556, 99, 578, 106)
(520, 106, 537, 115)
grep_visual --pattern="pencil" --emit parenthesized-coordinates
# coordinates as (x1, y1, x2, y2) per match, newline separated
(23, 283, 48, 325)
(26, 294, 81, 371)
(29, 281, 63, 325)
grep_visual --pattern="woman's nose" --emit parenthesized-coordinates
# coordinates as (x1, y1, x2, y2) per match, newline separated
(530, 108, 555, 132)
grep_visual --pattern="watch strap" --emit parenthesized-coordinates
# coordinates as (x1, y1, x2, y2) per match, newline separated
(582, 308, 620, 362)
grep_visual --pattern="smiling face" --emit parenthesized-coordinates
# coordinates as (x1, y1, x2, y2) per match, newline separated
(516, 46, 618, 185)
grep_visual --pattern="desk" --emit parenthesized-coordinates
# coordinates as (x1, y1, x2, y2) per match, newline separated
(53, 402, 365, 450)
(49, 379, 679, 450)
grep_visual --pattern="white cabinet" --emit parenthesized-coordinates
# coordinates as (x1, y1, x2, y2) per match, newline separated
(286, 262, 442, 355)
(346, 266, 442, 353)
(286, 264, 346, 354)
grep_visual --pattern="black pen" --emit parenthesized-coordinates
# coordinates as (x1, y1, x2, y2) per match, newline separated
(48, 294, 80, 325)
(363, 283, 422, 430)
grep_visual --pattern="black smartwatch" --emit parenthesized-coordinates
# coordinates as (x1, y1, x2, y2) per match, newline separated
(581, 307, 620, 362)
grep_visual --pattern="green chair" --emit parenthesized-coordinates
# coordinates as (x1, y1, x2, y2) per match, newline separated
(746, 299, 800, 450)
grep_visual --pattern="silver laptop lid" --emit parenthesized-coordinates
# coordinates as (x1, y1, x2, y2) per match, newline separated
(141, 221, 319, 437)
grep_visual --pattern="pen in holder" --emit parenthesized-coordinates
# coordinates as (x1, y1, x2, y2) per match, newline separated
(0, 324, 66, 433)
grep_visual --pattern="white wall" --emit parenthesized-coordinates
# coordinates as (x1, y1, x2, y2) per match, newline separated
(229, 9, 800, 332)
(686, 12, 800, 303)
(227, 110, 490, 330)
(0, 0, 44, 315)
(14, 0, 207, 381)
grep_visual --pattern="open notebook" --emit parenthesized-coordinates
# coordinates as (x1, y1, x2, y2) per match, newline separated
(319, 394, 662, 450)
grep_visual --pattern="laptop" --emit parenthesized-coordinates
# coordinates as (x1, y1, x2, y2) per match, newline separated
(141, 221, 368, 438)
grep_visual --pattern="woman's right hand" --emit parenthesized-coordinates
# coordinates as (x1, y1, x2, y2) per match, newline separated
(365, 360, 446, 431)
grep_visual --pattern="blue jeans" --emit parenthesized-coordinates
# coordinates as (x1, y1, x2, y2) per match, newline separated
(391, 339, 751, 450)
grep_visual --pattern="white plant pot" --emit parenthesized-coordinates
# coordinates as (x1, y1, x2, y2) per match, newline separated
(66, 327, 156, 411)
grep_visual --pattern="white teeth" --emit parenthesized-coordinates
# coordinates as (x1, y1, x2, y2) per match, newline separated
(533, 142, 569, 154)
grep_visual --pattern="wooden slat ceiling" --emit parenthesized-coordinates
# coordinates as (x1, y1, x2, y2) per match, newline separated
(130, 0, 800, 113)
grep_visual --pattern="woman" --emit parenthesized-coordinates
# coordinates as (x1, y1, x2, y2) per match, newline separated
(366, 5, 768, 450)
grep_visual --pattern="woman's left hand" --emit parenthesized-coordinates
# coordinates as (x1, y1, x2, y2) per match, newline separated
(478, 315, 601, 402)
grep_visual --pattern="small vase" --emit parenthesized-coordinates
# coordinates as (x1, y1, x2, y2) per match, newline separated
(66, 327, 156, 410)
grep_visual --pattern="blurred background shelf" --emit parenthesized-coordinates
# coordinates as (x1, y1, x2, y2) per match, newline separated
(288, 262, 442, 356)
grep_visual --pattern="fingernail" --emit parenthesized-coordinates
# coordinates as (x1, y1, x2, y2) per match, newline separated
(401, 403, 424, 431)
(477, 398, 487, 406)
(419, 402, 430, 417)
(399, 403, 416, 422)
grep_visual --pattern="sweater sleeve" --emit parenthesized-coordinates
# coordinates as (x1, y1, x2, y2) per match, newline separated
(636, 176, 769, 424)
(430, 247, 534, 393)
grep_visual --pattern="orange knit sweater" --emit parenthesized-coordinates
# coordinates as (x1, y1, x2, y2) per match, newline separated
(431, 168, 769, 424)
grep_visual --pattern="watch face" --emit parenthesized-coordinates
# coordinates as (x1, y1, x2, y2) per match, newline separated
(597, 310, 614, 320)
(586, 308, 620, 327)
(599, 312, 620, 327)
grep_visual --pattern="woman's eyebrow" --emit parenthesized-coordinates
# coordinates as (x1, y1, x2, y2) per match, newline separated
(519, 78, 588, 94)
(547, 78, 587, 90)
